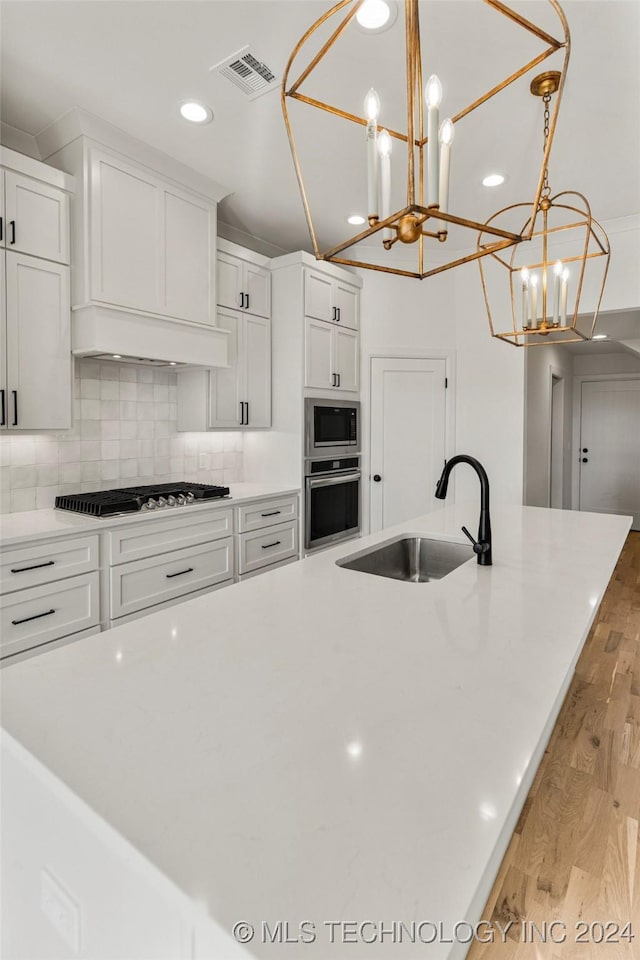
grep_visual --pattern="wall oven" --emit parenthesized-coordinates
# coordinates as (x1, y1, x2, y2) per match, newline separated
(305, 398, 360, 460)
(305, 456, 361, 551)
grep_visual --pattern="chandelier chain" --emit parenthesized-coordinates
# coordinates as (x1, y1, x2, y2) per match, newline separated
(542, 92, 552, 198)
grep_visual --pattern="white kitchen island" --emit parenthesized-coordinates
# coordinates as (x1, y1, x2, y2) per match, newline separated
(0, 504, 631, 959)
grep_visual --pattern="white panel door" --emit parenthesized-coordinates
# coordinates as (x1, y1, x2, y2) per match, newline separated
(5, 252, 71, 430)
(579, 378, 640, 529)
(210, 309, 242, 428)
(163, 188, 212, 325)
(244, 262, 271, 319)
(304, 317, 333, 389)
(244, 315, 271, 427)
(216, 251, 244, 311)
(334, 281, 359, 329)
(304, 270, 333, 322)
(370, 357, 447, 532)
(89, 150, 161, 312)
(333, 327, 359, 391)
(4, 171, 69, 264)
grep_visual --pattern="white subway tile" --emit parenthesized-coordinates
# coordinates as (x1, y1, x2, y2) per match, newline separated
(36, 464, 59, 487)
(80, 399, 101, 420)
(120, 439, 138, 459)
(120, 421, 137, 440)
(11, 465, 36, 489)
(100, 441, 119, 461)
(120, 381, 137, 401)
(100, 379, 119, 401)
(137, 383, 153, 402)
(10, 488, 36, 512)
(59, 462, 81, 484)
(36, 487, 57, 509)
(11, 439, 36, 466)
(80, 379, 101, 399)
(101, 363, 120, 380)
(119, 459, 138, 479)
(80, 420, 101, 441)
(119, 402, 137, 420)
(59, 442, 81, 462)
(101, 461, 120, 481)
(119, 364, 137, 382)
(80, 441, 101, 461)
(101, 420, 120, 440)
(81, 461, 101, 481)
(101, 400, 120, 420)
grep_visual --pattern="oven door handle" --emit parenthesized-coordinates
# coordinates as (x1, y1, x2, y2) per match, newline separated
(307, 472, 360, 489)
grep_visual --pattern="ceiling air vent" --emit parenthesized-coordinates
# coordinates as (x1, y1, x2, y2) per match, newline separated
(210, 46, 278, 101)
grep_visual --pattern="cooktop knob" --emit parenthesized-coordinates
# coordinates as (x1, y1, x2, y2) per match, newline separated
(146, 498, 158, 510)
(167, 495, 177, 506)
(157, 496, 168, 508)
(176, 494, 187, 505)
(186, 492, 195, 502)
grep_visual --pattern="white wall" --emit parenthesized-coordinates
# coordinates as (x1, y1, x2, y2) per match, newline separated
(573, 351, 640, 377)
(524, 345, 574, 508)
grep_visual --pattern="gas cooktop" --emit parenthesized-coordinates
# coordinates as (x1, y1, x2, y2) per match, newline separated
(55, 483, 231, 518)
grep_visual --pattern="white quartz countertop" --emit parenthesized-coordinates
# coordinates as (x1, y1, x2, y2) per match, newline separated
(0, 483, 300, 548)
(0, 505, 631, 958)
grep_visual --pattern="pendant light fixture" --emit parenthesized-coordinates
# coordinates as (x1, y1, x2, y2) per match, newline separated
(281, 0, 571, 279)
(478, 72, 610, 346)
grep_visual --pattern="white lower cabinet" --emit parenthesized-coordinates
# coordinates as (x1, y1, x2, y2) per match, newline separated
(109, 580, 231, 628)
(238, 520, 298, 575)
(0, 572, 100, 660)
(110, 538, 233, 620)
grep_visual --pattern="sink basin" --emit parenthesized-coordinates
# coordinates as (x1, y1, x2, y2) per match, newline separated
(337, 535, 473, 582)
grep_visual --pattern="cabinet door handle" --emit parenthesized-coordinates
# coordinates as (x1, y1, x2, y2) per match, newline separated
(337, 307, 341, 322)
(11, 560, 55, 574)
(9, 220, 16, 245)
(261, 541, 281, 550)
(331, 373, 336, 387)
(337, 373, 341, 387)
(261, 510, 281, 517)
(245, 293, 250, 311)
(239, 292, 245, 309)
(0, 216, 3, 242)
(245, 402, 249, 425)
(0, 389, 5, 427)
(12, 391, 17, 426)
(12, 608, 55, 626)
(239, 402, 245, 425)
(166, 567, 194, 579)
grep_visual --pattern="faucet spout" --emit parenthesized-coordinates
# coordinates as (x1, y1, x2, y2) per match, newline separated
(435, 455, 492, 566)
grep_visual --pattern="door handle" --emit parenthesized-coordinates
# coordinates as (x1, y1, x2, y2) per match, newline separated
(337, 307, 341, 322)
(582, 448, 588, 453)
(239, 292, 245, 309)
(582, 458, 588, 463)
(261, 540, 281, 550)
(12, 391, 17, 426)
(373, 474, 382, 482)
(0, 389, 5, 427)
(0, 216, 3, 242)
(245, 293, 250, 311)
(239, 402, 245, 425)
(331, 373, 336, 387)
(244, 402, 249, 425)
(11, 560, 55, 574)
(331, 307, 336, 322)
(336, 373, 341, 388)
(9, 220, 16, 245)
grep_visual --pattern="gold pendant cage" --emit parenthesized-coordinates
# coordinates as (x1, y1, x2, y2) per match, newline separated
(281, 0, 571, 280)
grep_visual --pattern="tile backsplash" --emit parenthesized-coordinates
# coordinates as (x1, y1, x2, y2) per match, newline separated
(0, 359, 243, 513)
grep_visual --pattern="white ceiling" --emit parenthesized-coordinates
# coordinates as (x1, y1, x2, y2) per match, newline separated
(1, 0, 639, 255)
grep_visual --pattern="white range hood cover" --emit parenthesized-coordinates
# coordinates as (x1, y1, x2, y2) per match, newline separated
(71, 305, 228, 368)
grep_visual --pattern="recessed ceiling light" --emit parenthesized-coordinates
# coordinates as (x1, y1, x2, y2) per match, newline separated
(482, 173, 505, 187)
(179, 100, 213, 124)
(112, 354, 122, 359)
(347, 214, 366, 225)
(356, 0, 397, 32)
(169, 361, 177, 365)
(592, 334, 608, 340)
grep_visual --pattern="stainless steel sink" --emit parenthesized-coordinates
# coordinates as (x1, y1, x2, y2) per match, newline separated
(337, 535, 474, 582)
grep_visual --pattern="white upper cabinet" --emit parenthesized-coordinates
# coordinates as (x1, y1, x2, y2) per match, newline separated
(4, 170, 69, 264)
(304, 318, 359, 393)
(217, 247, 271, 319)
(87, 148, 216, 325)
(208, 309, 271, 429)
(3, 253, 71, 430)
(333, 327, 359, 392)
(304, 268, 359, 330)
(209, 309, 243, 428)
(243, 314, 271, 428)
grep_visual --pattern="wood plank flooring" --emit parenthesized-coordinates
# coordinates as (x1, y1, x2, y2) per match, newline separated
(468, 531, 640, 960)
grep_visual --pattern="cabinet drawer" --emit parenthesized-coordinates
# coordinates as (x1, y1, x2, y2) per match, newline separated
(238, 556, 299, 582)
(107, 508, 233, 565)
(238, 521, 298, 575)
(110, 538, 233, 619)
(0, 535, 99, 595)
(110, 579, 232, 627)
(238, 496, 298, 533)
(1, 625, 101, 668)
(0, 573, 99, 660)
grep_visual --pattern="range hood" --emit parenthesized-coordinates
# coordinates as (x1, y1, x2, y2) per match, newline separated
(71, 305, 228, 369)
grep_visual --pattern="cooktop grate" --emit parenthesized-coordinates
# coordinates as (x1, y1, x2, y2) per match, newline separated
(55, 483, 231, 517)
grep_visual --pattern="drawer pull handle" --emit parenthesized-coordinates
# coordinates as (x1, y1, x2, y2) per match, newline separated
(166, 567, 194, 579)
(261, 510, 281, 517)
(12, 608, 55, 626)
(11, 560, 55, 574)
(261, 541, 281, 550)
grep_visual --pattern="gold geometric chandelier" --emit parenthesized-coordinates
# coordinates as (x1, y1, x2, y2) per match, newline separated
(478, 72, 611, 346)
(282, 0, 571, 280)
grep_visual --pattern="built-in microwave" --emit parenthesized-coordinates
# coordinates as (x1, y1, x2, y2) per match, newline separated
(305, 398, 360, 459)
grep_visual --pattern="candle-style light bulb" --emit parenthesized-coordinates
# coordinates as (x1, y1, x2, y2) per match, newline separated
(364, 87, 381, 122)
(560, 268, 569, 324)
(378, 129, 392, 242)
(439, 118, 454, 146)
(364, 88, 381, 221)
(425, 74, 443, 109)
(425, 75, 442, 206)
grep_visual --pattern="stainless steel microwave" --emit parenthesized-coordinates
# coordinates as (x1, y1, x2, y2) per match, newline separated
(304, 398, 360, 459)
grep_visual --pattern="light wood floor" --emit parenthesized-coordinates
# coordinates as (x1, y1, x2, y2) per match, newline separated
(468, 531, 640, 960)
